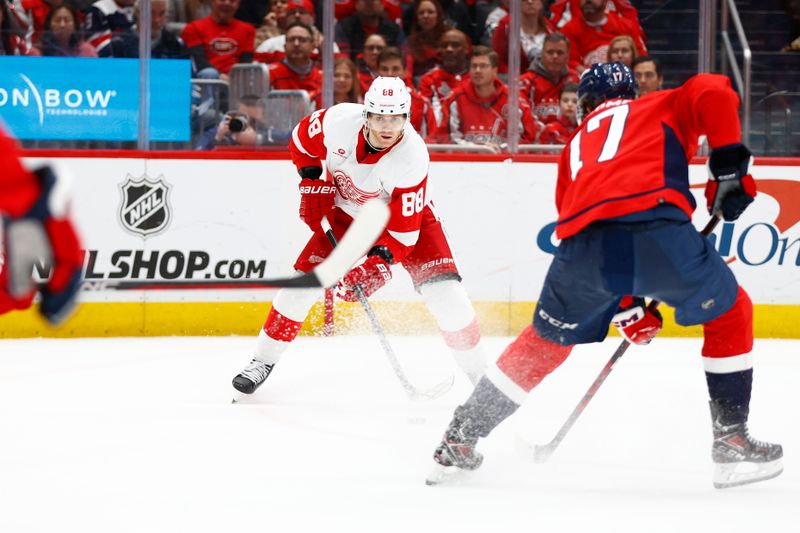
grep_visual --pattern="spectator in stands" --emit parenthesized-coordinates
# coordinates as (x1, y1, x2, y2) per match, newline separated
(255, 0, 336, 64)
(377, 46, 437, 137)
(519, 32, 578, 125)
(334, 0, 406, 61)
(182, 0, 254, 80)
(633, 55, 663, 96)
(549, 0, 641, 31)
(268, 21, 322, 105)
(540, 82, 577, 144)
(480, 0, 507, 46)
(406, 0, 447, 77)
(253, 0, 291, 48)
(492, 0, 552, 74)
(336, 0, 402, 26)
(27, 5, 96, 56)
(438, 46, 540, 151)
(606, 34, 637, 67)
(196, 94, 268, 149)
(82, 0, 135, 56)
(109, 0, 188, 59)
(419, 28, 470, 125)
(404, 0, 472, 41)
(19, 0, 60, 47)
(560, 0, 646, 73)
(355, 32, 386, 93)
(334, 57, 362, 104)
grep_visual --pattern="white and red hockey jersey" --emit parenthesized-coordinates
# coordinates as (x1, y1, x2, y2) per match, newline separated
(289, 103, 430, 263)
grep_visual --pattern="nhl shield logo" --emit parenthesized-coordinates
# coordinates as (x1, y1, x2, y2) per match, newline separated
(119, 174, 172, 237)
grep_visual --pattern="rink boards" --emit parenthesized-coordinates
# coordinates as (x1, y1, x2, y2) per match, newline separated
(2, 153, 799, 338)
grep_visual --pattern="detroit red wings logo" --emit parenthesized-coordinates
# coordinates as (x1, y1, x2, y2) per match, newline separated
(333, 170, 381, 205)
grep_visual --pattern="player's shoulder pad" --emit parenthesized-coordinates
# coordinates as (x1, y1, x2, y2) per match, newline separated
(321, 103, 364, 136)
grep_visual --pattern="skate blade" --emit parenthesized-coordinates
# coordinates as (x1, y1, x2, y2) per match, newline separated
(713, 457, 784, 489)
(425, 463, 467, 486)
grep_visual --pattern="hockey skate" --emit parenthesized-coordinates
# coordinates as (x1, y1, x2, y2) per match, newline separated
(232, 358, 275, 395)
(710, 400, 783, 489)
(426, 412, 483, 486)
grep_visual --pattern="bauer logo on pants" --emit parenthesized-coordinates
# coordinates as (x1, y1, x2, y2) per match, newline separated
(119, 174, 172, 237)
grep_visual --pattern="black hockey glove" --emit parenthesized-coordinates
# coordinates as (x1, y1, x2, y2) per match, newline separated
(705, 144, 757, 221)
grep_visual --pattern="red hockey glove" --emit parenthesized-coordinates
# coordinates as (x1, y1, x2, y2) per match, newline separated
(4, 166, 83, 324)
(705, 144, 757, 221)
(298, 178, 336, 232)
(336, 255, 392, 302)
(612, 296, 663, 345)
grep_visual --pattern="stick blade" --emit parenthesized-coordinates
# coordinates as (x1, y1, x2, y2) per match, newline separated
(408, 374, 455, 402)
(515, 434, 556, 463)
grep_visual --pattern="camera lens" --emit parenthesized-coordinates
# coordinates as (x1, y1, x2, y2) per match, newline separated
(229, 116, 247, 133)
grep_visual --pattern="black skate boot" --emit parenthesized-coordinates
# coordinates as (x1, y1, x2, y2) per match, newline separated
(232, 358, 275, 395)
(710, 400, 783, 489)
(426, 409, 483, 485)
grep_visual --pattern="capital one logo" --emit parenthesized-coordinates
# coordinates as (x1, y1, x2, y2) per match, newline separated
(0, 74, 118, 125)
(535, 178, 800, 267)
(700, 179, 800, 266)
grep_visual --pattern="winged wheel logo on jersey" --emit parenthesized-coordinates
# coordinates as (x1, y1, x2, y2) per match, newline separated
(119, 174, 172, 237)
(333, 170, 381, 205)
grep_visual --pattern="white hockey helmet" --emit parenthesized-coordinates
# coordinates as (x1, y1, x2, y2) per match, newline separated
(363, 76, 411, 120)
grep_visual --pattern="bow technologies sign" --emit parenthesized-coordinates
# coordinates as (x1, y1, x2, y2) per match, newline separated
(0, 57, 190, 141)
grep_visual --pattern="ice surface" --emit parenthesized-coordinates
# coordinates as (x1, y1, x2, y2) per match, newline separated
(0, 335, 796, 532)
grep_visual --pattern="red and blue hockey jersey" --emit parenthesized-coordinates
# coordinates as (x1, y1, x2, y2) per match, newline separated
(555, 74, 742, 239)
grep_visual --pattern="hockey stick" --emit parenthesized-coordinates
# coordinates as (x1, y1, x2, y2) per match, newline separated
(85, 201, 389, 292)
(321, 216, 454, 401)
(520, 215, 722, 463)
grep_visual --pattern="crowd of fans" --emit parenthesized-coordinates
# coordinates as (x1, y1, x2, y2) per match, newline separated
(1, 0, 664, 150)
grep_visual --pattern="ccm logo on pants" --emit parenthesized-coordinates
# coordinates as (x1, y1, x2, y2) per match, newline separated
(538, 308, 578, 330)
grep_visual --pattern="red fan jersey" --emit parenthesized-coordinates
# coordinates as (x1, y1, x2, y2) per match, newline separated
(181, 16, 255, 74)
(519, 67, 579, 124)
(268, 61, 323, 107)
(540, 115, 576, 145)
(409, 88, 438, 138)
(418, 66, 468, 125)
(439, 78, 541, 145)
(288, 103, 430, 262)
(555, 74, 742, 239)
(550, 0, 642, 30)
(560, 12, 647, 70)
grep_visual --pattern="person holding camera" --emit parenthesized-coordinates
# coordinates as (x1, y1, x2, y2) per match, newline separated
(195, 95, 267, 149)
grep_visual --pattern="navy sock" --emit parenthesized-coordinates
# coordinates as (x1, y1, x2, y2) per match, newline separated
(705, 368, 753, 424)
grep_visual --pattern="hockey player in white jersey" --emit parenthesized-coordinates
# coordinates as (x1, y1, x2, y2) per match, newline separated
(232, 77, 487, 394)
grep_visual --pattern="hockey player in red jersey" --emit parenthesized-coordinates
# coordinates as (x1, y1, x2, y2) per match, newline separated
(427, 63, 782, 489)
(0, 125, 83, 324)
(232, 76, 488, 395)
